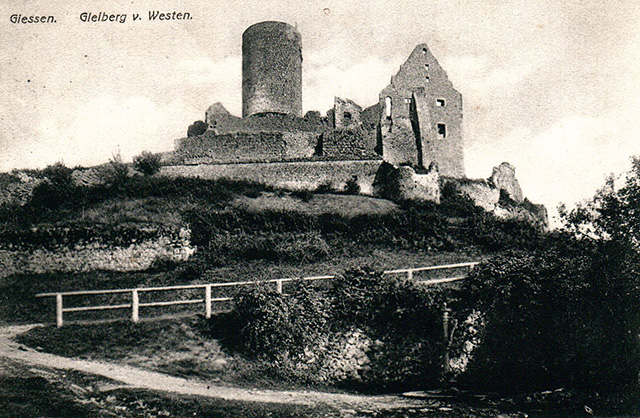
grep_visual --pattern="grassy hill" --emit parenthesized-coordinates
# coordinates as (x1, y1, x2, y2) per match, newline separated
(0, 168, 547, 325)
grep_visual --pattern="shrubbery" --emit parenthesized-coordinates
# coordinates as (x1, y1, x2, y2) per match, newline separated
(133, 151, 162, 176)
(30, 162, 76, 209)
(455, 238, 640, 394)
(218, 267, 448, 391)
(200, 232, 331, 266)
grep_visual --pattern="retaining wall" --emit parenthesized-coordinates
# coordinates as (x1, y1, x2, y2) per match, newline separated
(0, 230, 195, 278)
(160, 160, 383, 194)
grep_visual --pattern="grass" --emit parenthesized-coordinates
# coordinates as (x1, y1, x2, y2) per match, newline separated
(232, 192, 400, 217)
(0, 247, 483, 327)
(16, 316, 339, 392)
(0, 357, 341, 417)
(16, 320, 640, 417)
(16, 317, 234, 381)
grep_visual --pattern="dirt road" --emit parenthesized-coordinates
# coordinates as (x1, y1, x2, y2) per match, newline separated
(0, 324, 432, 413)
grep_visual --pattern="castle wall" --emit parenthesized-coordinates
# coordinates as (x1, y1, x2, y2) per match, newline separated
(205, 112, 325, 135)
(379, 44, 464, 177)
(333, 97, 362, 129)
(373, 163, 440, 203)
(242, 22, 303, 117)
(173, 130, 318, 164)
(160, 160, 383, 195)
(319, 129, 378, 160)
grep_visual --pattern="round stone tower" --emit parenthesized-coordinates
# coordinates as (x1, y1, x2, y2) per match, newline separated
(242, 21, 302, 118)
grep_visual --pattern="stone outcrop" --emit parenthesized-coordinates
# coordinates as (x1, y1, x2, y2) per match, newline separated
(490, 162, 523, 203)
(445, 162, 548, 229)
(0, 174, 41, 207)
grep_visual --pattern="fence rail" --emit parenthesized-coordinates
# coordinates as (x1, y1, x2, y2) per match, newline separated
(36, 262, 479, 327)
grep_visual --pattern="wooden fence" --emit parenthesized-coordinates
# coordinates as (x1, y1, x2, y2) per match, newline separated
(36, 261, 479, 327)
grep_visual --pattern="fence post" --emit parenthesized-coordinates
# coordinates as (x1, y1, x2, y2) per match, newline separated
(131, 290, 139, 323)
(442, 304, 451, 374)
(56, 294, 63, 328)
(276, 279, 283, 294)
(205, 285, 212, 319)
(407, 270, 414, 280)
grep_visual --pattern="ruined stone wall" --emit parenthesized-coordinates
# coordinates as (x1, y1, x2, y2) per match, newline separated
(242, 21, 303, 117)
(319, 129, 378, 160)
(490, 162, 523, 203)
(173, 130, 318, 164)
(373, 163, 440, 203)
(0, 230, 195, 278)
(160, 160, 382, 195)
(333, 97, 362, 129)
(457, 180, 500, 212)
(379, 44, 464, 177)
(207, 112, 325, 135)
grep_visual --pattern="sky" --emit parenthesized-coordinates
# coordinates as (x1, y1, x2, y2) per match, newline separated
(2, 0, 640, 224)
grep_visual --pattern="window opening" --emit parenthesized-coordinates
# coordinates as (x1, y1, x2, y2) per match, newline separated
(385, 96, 392, 118)
(424, 64, 429, 71)
(343, 111, 352, 123)
(436, 99, 445, 107)
(437, 123, 446, 139)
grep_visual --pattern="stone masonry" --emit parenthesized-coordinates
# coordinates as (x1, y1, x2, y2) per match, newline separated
(378, 44, 464, 177)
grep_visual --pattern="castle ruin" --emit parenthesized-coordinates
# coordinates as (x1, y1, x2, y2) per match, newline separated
(172, 21, 464, 179)
(163, 20, 546, 227)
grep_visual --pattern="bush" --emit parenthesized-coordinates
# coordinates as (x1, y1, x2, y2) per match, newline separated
(456, 239, 640, 393)
(202, 232, 331, 266)
(106, 152, 130, 190)
(30, 162, 75, 209)
(224, 267, 448, 391)
(233, 282, 329, 360)
(133, 151, 161, 176)
(344, 176, 360, 195)
(314, 181, 333, 194)
(187, 120, 207, 137)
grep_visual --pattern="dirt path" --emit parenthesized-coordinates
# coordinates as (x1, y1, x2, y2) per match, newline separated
(0, 324, 427, 412)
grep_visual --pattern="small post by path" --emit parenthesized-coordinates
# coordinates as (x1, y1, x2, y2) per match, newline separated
(131, 290, 139, 323)
(205, 285, 212, 319)
(56, 294, 63, 328)
(442, 303, 451, 375)
(276, 279, 283, 294)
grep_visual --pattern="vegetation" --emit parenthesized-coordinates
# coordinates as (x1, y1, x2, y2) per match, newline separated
(6, 156, 640, 415)
(451, 157, 640, 395)
(209, 267, 449, 392)
(455, 238, 640, 393)
(133, 150, 162, 176)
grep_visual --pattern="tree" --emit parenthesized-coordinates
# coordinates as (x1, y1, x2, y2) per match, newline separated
(560, 156, 640, 248)
(455, 157, 640, 393)
(133, 151, 162, 176)
(107, 152, 130, 190)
